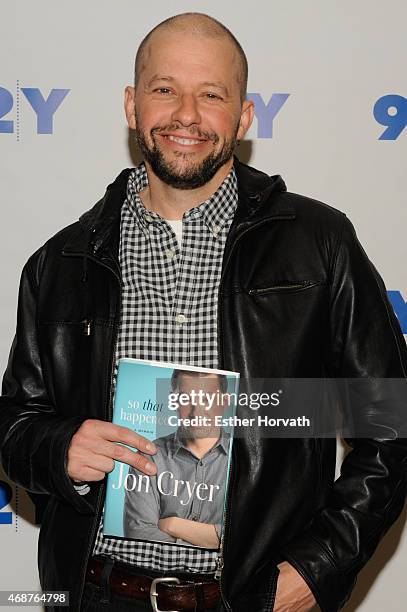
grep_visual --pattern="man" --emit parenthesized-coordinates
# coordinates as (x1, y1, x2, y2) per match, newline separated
(124, 371, 231, 548)
(0, 11, 406, 612)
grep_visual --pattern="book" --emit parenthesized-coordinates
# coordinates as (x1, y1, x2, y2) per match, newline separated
(103, 358, 239, 550)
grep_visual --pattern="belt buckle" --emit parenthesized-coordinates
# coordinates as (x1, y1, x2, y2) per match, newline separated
(150, 576, 181, 612)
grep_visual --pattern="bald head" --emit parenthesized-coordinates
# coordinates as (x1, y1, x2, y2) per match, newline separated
(134, 12, 248, 103)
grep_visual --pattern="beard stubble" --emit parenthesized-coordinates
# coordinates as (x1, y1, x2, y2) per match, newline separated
(134, 120, 239, 190)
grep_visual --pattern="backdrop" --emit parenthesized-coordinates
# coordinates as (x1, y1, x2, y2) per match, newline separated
(1, 1, 406, 610)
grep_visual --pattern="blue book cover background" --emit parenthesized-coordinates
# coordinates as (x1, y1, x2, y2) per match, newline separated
(103, 359, 239, 548)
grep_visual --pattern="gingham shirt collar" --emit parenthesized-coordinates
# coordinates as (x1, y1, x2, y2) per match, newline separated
(125, 161, 238, 238)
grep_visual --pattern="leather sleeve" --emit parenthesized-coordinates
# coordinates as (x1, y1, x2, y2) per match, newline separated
(280, 216, 407, 611)
(0, 252, 94, 514)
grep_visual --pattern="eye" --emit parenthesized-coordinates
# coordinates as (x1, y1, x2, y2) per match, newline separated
(153, 87, 172, 95)
(205, 92, 222, 100)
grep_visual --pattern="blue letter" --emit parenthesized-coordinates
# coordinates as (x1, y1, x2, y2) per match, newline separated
(0, 481, 12, 524)
(387, 291, 407, 333)
(0, 87, 14, 133)
(247, 93, 290, 138)
(21, 88, 70, 134)
(373, 95, 407, 140)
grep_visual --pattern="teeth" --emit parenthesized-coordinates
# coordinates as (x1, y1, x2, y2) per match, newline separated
(168, 135, 203, 145)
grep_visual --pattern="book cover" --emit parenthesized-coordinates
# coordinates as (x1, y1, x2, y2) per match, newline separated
(103, 358, 239, 550)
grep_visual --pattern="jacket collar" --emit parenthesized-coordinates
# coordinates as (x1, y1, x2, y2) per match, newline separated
(233, 156, 294, 224)
(62, 157, 295, 257)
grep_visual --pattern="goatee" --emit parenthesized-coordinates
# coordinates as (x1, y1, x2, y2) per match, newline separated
(134, 123, 239, 190)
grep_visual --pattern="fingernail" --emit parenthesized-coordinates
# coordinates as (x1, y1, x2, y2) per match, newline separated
(145, 443, 156, 452)
(145, 463, 156, 473)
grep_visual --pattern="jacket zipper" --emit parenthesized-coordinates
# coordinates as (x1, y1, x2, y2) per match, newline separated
(75, 250, 122, 611)
(249, 280, 321, 295)
(82, 318, 92, 336)
(215, 214, 294, 610)
(215, 453, 234, 581)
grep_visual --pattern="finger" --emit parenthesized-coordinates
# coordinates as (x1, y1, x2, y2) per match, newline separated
(79, 439, 157, 475)
(69, 447, 115, 473)
(127, 450, 157, 475)
(92, 421, 157, 453)
(81, 453, 116, 474)
(73, 437, 122, 458)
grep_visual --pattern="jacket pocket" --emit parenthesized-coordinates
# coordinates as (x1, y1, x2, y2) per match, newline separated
(248, 280, 325, 296)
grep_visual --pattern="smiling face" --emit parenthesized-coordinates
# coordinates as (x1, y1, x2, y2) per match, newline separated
(125, 29, 253, 189)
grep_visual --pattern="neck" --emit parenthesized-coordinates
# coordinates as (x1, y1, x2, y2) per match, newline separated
(186, 429, 221, 459)
(140, 159, 234, 220)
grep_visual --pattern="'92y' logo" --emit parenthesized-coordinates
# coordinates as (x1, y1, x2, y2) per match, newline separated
(247, 93, 290, 138)
(0, 481, 13, 524)
(374, 95, 407, 140)
(388, 291, 407, 334)
(0, 84, 70, 135)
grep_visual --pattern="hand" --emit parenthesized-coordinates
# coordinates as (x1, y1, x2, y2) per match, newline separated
(274, 561, 317, 612)
(67, 419, 157, 482)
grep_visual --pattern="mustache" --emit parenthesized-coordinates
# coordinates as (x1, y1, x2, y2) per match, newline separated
(151, 124, 219, 144)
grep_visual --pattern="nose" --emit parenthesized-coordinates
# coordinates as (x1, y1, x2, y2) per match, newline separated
(171, 93, 201, 127)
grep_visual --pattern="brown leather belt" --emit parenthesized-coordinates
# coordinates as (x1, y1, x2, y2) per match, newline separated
(86, 557, 221, 611)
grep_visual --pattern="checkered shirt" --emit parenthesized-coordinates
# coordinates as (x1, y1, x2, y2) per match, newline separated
(92, 161, 238, 573)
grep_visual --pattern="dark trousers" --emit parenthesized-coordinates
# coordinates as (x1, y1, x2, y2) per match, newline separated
(80, 556, 223, 612)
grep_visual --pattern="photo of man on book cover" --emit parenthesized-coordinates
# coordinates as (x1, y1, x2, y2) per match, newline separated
(123, 369, 232, 548)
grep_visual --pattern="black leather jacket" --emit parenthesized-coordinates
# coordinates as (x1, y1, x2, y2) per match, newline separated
(1, 159, 406, 612)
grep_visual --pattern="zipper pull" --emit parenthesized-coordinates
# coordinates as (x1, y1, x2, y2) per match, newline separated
(82, 319, 92, 336)
(214, 554, 224, 580)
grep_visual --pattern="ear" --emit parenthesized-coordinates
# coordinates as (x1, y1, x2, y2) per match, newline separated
(237, 99, 254, 140)
(124, 86, 137, 129)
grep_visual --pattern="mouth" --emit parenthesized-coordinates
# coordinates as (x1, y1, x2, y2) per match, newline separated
(154, 131, 211, 149)
(167, 135, 205, 146)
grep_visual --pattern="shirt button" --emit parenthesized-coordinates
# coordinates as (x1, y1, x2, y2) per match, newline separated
(212, 224, 221, 236)
(165, 249, 176, 260)
(175, 314, 187, 324)
(145, 214, 154, 223)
